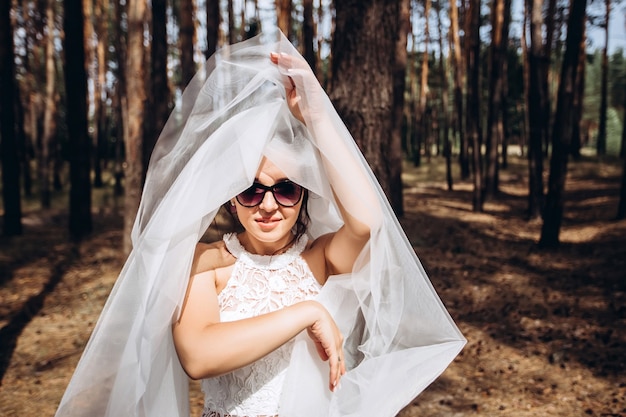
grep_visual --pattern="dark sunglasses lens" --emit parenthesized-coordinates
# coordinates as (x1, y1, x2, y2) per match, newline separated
(237, 185, 264, 207)
(273, 182, 302, 206)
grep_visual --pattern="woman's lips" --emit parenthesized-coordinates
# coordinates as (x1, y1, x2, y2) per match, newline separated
(256, 217, 280, 230)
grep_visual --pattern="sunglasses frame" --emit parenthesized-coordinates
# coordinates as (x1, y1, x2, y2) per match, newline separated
(235, 180, 304, 208)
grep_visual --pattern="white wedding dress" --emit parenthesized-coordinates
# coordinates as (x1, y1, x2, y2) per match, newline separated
(201, 233, 321, 417)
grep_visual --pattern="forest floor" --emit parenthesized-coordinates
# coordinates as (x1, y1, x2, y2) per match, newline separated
(0, 154, 625, 417)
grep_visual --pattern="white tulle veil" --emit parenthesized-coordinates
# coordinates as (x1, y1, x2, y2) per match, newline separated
(55, 31, 465, 417)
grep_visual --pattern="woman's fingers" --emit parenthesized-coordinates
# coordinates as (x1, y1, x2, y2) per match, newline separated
(306, 310, 345, 392)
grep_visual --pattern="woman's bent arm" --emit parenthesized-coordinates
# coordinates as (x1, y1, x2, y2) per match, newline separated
(172, 269, 344, 391)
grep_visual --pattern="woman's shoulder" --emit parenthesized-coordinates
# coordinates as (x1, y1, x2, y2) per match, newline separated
(191, 239, 235, 276)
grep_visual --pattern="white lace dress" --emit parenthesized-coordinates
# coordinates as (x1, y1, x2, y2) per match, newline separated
(200, 233, 322, 417)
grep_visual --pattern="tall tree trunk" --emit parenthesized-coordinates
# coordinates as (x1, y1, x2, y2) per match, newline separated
(227, 0, 236, 43)
(124, 0, 147, 254)
(391, 0, 409, 214)
(180, 0, 196, 88)
(485, 0, 511, 199)
(542, 0, 557, 155)
(539, 0, 587, 248)
(525, 0, 545, 219)
(113, 0, 127, 198)
(40, 0, 56, 209)
(596, 0, 610, 156)
(449, 0, 468, 179)
(0, 0, 23, 236)
(466, 0, 483, 212)
(621, 93, 626, 159)
(415, 0, 431, 166)
(618, 90, 626, 218)
(331, 0, 405, 215)
(276, 0, 292, 40)
(64, 0, 93, 239)
(206, 0, 220, 58)
(302, 0, 316, 71)
(436, 0, 452, 191)
(618, 155, 626, 219)
(146, 0, 170, 176)
(93, 0, 109, 188)
(571, 21, 586, 159)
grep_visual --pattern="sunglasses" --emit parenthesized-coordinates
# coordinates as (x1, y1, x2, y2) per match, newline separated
(236, 180, 304, 208)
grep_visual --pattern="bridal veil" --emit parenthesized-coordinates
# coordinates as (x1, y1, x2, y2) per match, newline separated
(55, 31, 465, 417)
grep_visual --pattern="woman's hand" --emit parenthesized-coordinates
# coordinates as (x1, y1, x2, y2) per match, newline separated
(270, 52, 325, 125)
(305, 301, 346, 392)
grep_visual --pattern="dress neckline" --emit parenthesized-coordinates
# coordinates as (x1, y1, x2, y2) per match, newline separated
(223, 233, 309, 270)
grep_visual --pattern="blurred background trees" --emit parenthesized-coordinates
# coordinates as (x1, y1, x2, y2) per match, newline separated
(1, 0, 625, 250)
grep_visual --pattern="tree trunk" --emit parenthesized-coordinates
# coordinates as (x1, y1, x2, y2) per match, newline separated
(124, 0, 147, 254)
(466, 0, 483, 212)
(302, 0, 316, 72)
(436, 0, 452, 191)
(449, 0, 468, 179)
(391, 0, 409, 214)
(541, 0, 556, 155)
(146, 0, 170, 176)
(64, 0, 93, 239)
(93, 0, 109, 188)
(596, 0, 610, 156)
(0, 0, 23, 236)
(485, 0, 511, 199)
(206, 0, 220, 58)
(227, 0, 236, 43)
(180, 0, 196, 88)
(571, 21, 586, 159)
(40, 0, 56, 209)
(525, 0, 545, 220)
(112, 0, 127, 198)
(539, 0, 587, 248)
(618, 153, 626, 219)
(415, 0, 430, 167)
(276, 0, 292, 40)
(330, 0, 405, 215)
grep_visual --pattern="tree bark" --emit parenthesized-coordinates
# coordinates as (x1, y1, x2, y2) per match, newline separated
(449, 0, 468, 179)
(539, 0, 587, 248)
(124, 0, 147, 254)
(93, 0, 109, 188)
(466, 0, 483, 212)
(302, 0, 316, 72)
(64, 0, 93, 239)
(525, 0, 546, 219)
(571, 21, 586, 159)
(436, 0, 452, 191)
(330, 0, 405, 215)
(485, 0, 511, 199)
(206, 0, 220, 58)
(40, 0, 56, 209)
(276, 0, 292, 40)
(596, 0, 610, 156)
(415, 0, 431, 167)
(180, 0, 196, 88)
(618, 151, 626, 219)
(0, 0, 23, 236)
(146, 0, 170, 176)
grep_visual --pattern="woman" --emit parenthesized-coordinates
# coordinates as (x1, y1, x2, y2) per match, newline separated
(55, 31, 465, 417)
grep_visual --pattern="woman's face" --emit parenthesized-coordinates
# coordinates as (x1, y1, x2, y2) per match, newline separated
(232, 157, 303, 254)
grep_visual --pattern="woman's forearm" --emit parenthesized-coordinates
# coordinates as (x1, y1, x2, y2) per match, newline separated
(174, 300, 322, 380)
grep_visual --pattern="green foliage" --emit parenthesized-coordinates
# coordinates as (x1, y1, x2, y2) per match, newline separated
(606, 106, 624, 156)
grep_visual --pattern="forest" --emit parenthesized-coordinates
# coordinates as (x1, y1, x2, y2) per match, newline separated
(1, 0, 625, 416)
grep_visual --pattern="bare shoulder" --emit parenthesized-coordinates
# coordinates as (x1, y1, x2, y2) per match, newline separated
(191, 240, 235, 276)
(302, 233, 334, 284)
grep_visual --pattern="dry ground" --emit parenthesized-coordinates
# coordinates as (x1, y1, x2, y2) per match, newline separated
(1, 155, 624, 416)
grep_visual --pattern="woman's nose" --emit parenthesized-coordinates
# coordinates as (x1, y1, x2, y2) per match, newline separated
(258, 190, 279, 211)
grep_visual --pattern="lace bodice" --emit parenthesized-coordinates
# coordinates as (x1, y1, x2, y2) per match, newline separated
(201, 233, 321, 417)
